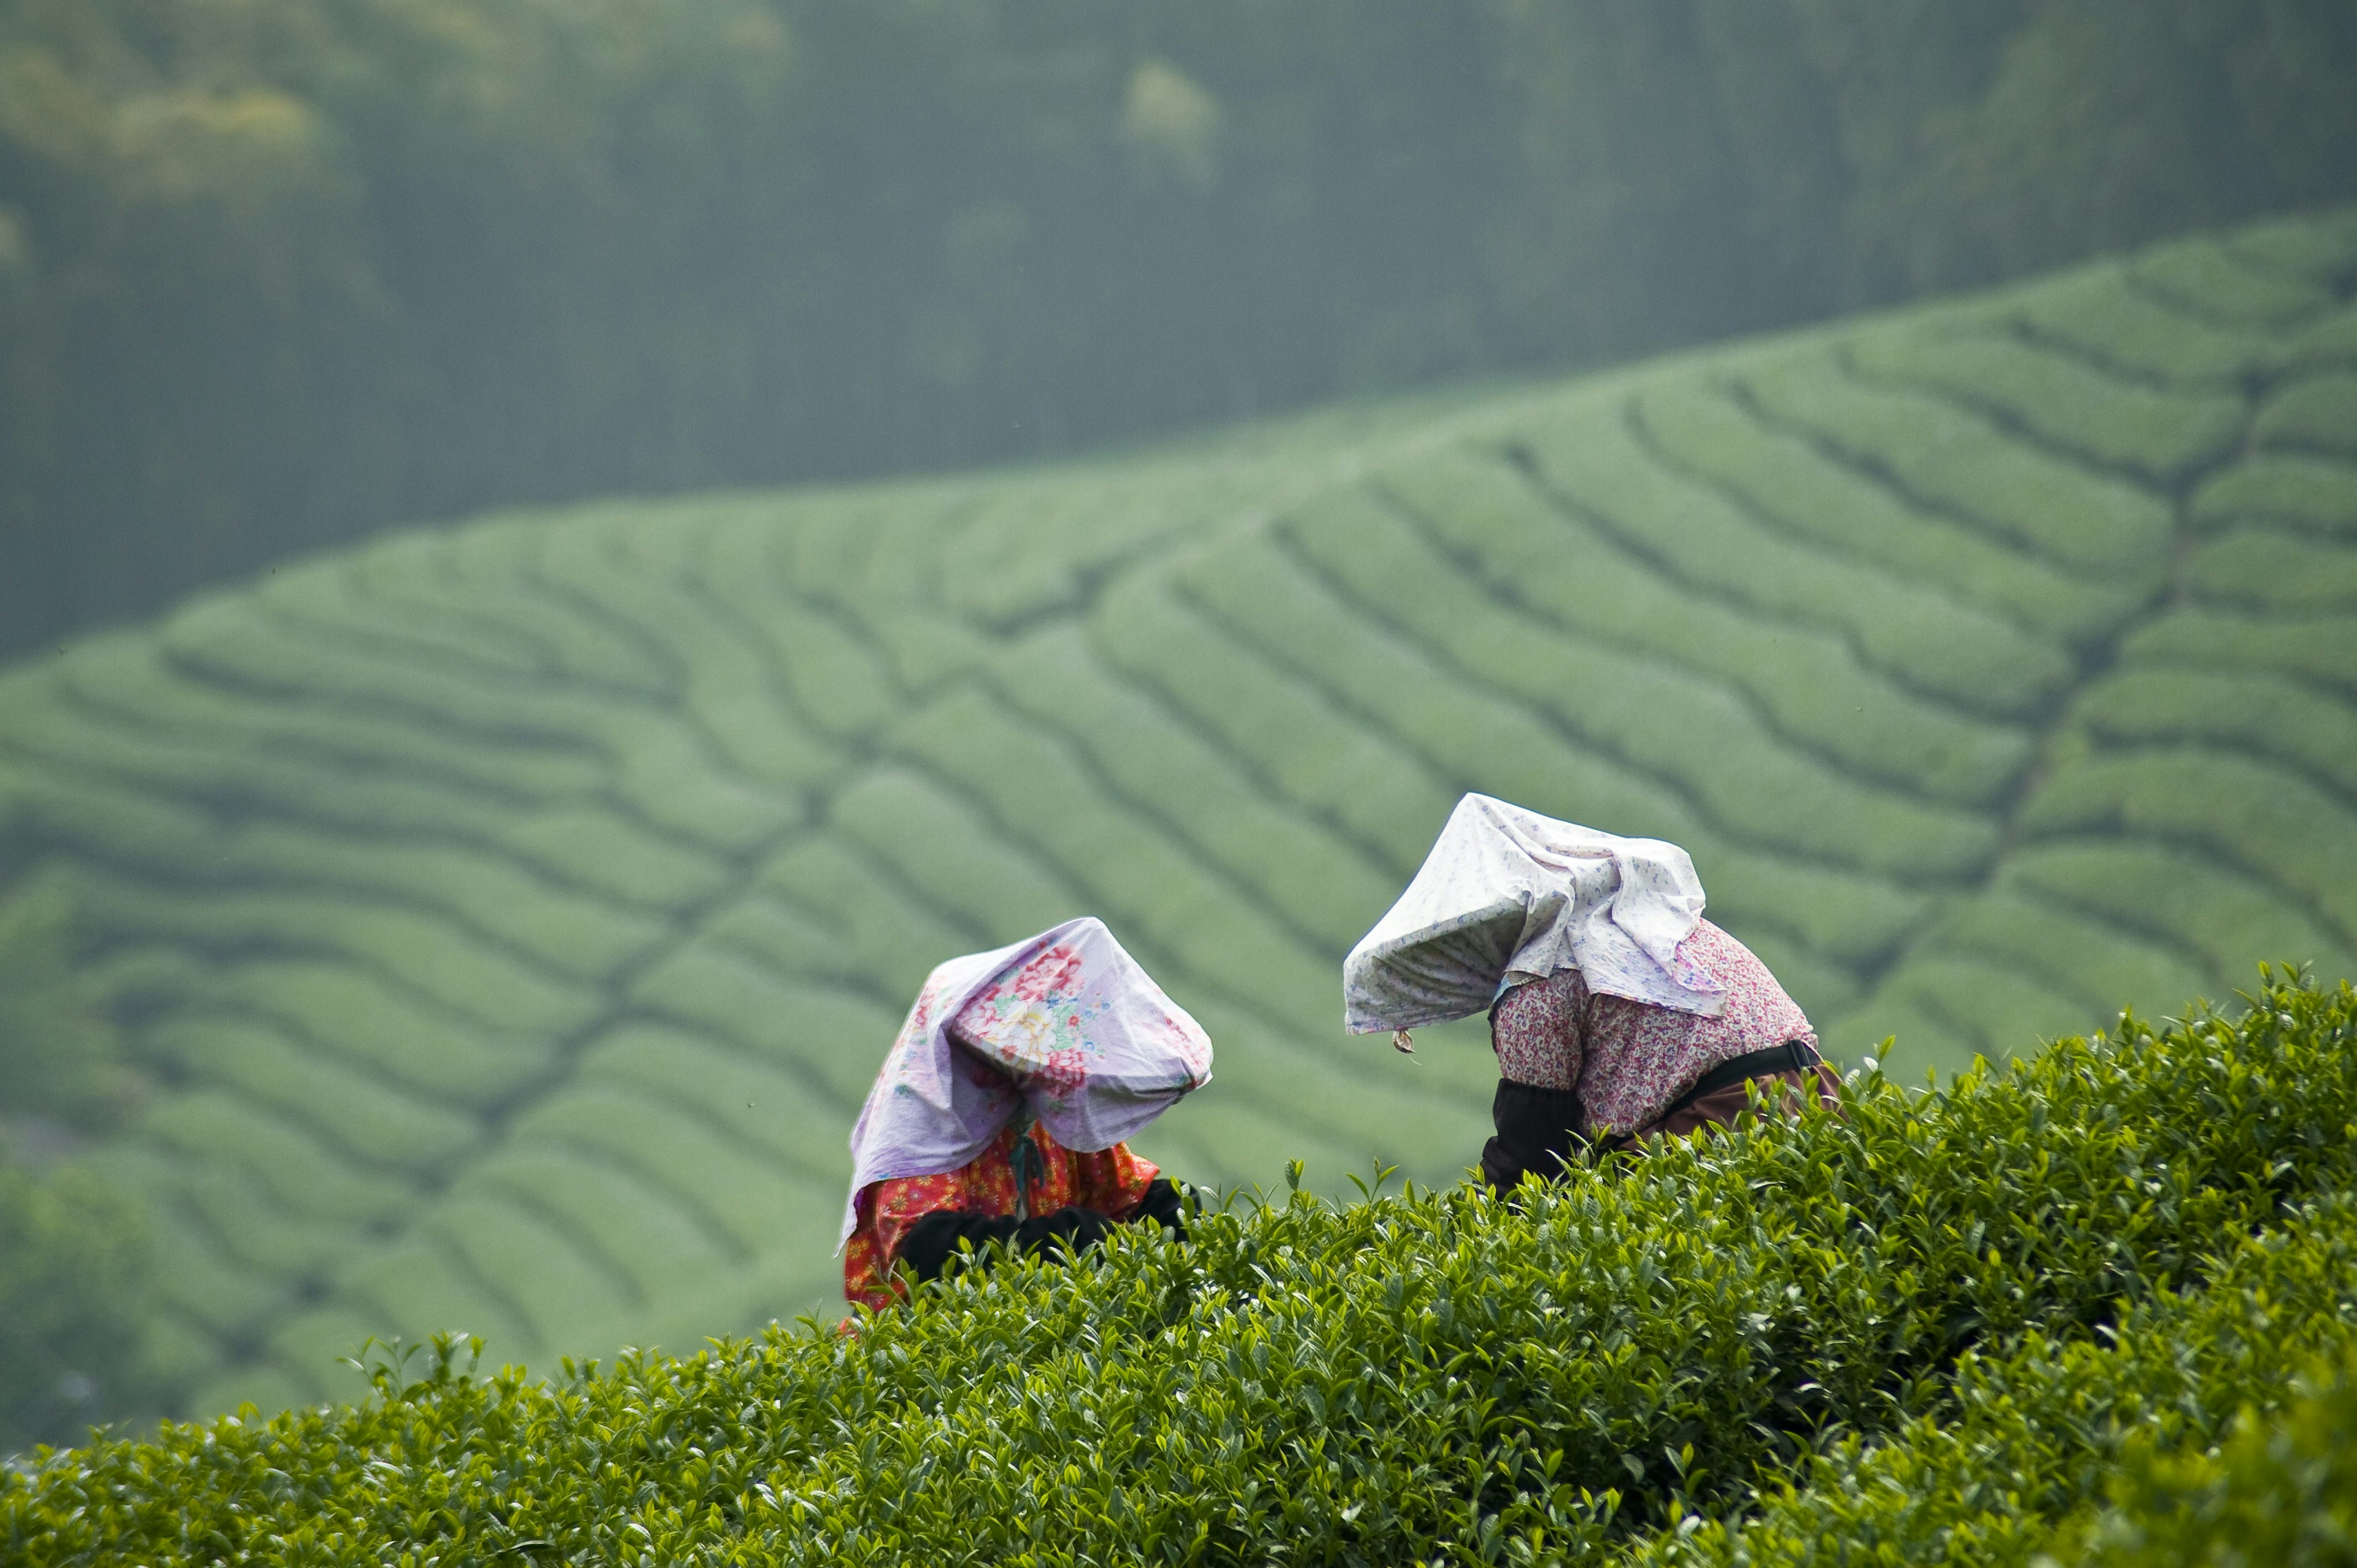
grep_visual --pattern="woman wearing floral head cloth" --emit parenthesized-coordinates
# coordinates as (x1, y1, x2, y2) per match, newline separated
(841, 916, 1213, 1312)
(1345, 795, 1838, 1191)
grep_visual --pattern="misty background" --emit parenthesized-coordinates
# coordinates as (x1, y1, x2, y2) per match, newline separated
(5, 0, 2355, 660)
(4, 0, 2357, 1454)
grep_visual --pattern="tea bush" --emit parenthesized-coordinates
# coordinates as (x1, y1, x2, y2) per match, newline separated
(2068, 1351, 2357, 1568)
(1240, 505, 2007, 860)
(2185, 529, 2357, 612)
(1637, 1192, 2357, 1567)
(0, 1147, 155, 1456)
(1290, 479, 2035, 805)
(1842, 326, 2247, 482)
(1627, 379, 2120, 648)
(1, 211, 2353, 1416)
(1729, 356, 2179, 574)
(2256, 373, 2357, 458)
(5, 974, 2356, 1565)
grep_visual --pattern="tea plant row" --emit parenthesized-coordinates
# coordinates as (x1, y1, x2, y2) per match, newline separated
(6, 973, 2355, 1564)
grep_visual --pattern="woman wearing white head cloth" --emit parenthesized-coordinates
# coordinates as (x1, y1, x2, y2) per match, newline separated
(841, 916, 1213, 1312)
(1345, 796, 1839, 1189)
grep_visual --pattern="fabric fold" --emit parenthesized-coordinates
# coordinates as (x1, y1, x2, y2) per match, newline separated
(1343, 794, 1725, 1033)
(840, 916, 1213, 1246)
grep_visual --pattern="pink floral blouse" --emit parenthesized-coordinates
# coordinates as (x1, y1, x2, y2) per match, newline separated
(1490, 920, 1814, 1137)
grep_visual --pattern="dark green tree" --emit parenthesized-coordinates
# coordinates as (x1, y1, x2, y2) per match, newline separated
(0, 879, 154, 1454)
(0, 0, 2350, 660)
(0, 1146, 151, 1455)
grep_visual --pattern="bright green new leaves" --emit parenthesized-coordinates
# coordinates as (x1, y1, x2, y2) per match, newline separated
(0, 212, 2353, 1423)
(2070, 1353, 2357, 1568)
(6, 975, 2357, 1566)
(1640, 1193, 2357, 1568)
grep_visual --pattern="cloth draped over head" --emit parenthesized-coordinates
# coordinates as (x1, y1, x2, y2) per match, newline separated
(1343, 794, 1727, 1035)
(840, 916, 1213, 1246)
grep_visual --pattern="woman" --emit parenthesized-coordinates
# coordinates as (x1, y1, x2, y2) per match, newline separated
(841, 915, 1213, 1312)
(1344, 794, 1838, 1189)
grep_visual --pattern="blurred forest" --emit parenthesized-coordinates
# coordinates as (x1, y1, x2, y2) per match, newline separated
(1, 0, 2353, 658)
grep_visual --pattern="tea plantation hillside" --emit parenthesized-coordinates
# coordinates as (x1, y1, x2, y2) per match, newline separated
(6, 978, 2356, 1566)
(2, 209, 2354, 1424)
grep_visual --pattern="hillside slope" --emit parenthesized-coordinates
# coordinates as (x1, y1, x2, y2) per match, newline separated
(7, 976, 2356, 1566)
(1, 210, 2353, 1421)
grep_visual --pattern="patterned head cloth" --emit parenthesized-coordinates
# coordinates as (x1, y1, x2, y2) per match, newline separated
(1343, 794, 1728, 1035)
(840, 916, 1213, 1246)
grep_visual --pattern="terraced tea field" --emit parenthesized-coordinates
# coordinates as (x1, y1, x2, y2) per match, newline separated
(2, 210, 2353, 1421)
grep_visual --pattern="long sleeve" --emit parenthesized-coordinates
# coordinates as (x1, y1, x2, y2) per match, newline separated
(1480, 1079, 1587, 1192)
(842, 1125, 1167, 1311)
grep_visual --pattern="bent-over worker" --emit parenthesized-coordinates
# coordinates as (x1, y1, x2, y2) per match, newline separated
(1344, 794, 1838, 1190)
(840, 916, 1212, 1312)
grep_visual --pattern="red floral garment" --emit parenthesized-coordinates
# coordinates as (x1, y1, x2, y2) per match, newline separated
(842, 1119, 1160, 1312)
(1490, 920, 1815, 1137)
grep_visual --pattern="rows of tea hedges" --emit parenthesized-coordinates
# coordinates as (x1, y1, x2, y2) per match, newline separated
(0, 210, 2352, 1421)
(5, 975, 2355, 1566)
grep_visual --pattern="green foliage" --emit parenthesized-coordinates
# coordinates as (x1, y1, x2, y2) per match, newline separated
(2256, 373, 2357, 460)
(2194, 454, 2357, 537)
(2279, 307, 2357, 376)
(1523, 388, 2069, 727)
(2078, 668, 2357, 800)
(2020, 751, 2357, 941)
(2184, 528, 2357, 612)
(5, 0, 2356, 658)
(2003, 841, 2357, 997)
(0, 882, 134, 1130)
(1636, 1192, 2357, 1567)
(1844, 325, 2247, 482)
(1223, 498, 2000, 875)
(2120, 608, 2357, 694)
(1629, 373, 2123, 652)
(4, 976, 2356, 1562)
(1, 207, 2355, 1421)
(1739, 352, 2178, 575)
(0, 1143, 153, 1457)
(2070, 1354, 2357, 1568)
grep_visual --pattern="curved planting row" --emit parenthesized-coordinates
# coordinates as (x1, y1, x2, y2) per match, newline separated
(0, 212, 2350, 1419)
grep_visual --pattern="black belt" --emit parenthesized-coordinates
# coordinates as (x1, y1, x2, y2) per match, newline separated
(1662, 1038, 1822, 1119)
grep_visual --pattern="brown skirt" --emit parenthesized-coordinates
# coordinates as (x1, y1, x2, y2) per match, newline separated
(1599, 1062, 1844, 1155)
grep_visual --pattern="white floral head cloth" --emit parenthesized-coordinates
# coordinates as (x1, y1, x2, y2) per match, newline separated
(840, 916, 1213, 1246)
(1344, 794, 1727, 1035)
